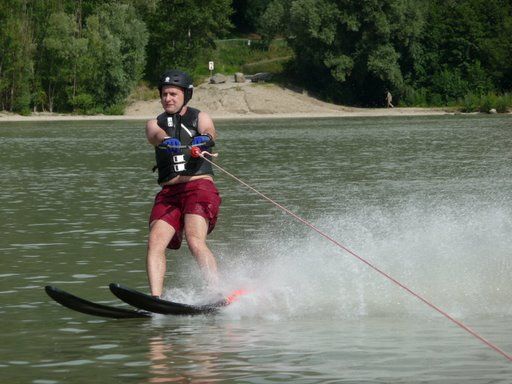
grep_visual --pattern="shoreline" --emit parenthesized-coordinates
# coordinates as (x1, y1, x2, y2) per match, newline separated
(0, 108, 457, 122)
(0, 81, 489, 122)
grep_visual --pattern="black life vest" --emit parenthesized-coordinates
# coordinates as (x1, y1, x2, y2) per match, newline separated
(154, 107, 214, 184)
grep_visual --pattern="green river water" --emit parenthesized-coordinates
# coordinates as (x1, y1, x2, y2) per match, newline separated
(0, 114, 511, 383)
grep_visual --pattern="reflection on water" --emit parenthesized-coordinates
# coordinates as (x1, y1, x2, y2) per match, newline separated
(0, 115, 511, 382)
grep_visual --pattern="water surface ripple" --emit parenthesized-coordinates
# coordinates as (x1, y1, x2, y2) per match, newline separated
(0, 115, 511, 382)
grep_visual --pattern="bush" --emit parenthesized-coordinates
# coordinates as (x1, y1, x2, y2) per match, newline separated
(479, 93, 498, 113)
(104, 103, 125, 115)
(126, 81, 158, 103)
(428, 93, 444, 107)
(457, 92, 511, 113)
(70, 93, 95, 114)
(13, 89, 32, 115)
(460, 93, 480, 112)
(431, 68, 469, 103)
(242, 57, 289, 74)
(466, 61, 493, 95)
(17, 107, 31, 116)
(400, 85, 428, 107)
(495, 93, 511, 113)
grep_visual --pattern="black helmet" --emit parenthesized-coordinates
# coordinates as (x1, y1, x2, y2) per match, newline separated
(158, 69, 194, 105)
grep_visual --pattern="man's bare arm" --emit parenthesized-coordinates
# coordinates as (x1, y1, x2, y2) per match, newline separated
(145, 119, 168, 146)
(197, 112, 217, 140)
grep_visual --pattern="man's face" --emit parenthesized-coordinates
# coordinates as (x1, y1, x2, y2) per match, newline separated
(160, 85, 185, 114)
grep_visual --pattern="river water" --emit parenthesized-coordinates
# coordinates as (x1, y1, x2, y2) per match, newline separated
(0, 115, 511, 383)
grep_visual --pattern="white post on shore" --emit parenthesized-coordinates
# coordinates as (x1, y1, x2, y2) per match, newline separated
(208, 61, 214, 80)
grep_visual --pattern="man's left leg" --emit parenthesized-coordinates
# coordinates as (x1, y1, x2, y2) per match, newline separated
(184, 213, 219, 290)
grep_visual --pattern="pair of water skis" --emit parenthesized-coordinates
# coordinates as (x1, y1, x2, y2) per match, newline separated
(45, 284, 247, 319)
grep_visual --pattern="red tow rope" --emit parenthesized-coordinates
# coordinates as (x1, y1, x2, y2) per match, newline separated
(195, 150, 511, 362)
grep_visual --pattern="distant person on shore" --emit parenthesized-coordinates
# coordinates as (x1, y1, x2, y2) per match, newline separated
(386, 90, 394, 108)
(144, 69, 221, 298)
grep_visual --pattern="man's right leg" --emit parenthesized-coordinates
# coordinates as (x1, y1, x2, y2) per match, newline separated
(147, 219, 175, 297)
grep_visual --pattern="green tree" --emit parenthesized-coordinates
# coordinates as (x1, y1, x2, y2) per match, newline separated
(30, 0, 67, 112)
(0, 0, 35, 113)
(232, 0, 270, 34)
(80, 3, 148, 112)
(260, 0, 425, 106)
(39, 11, 86, 112)
(259, 0, 286, 44)
(144, 0, 233, 82)
(421, 0, 512, 99)
(2, 0, 148, 114)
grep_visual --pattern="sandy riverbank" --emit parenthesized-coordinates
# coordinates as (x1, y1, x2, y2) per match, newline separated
(1, 80, 456, 122)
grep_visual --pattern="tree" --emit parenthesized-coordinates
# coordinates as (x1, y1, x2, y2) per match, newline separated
(80, 3, 148, 111)
(260, 0, 425, 106)
(1, 0, 148, 114)
(420, 0, 512, 99)
(232, 0, 270, 34)
(144, 0, 233, 82)
(0, 0, 35, 113)
(39, 11, 85, 112)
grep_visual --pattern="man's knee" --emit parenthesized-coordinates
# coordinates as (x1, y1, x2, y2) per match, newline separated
(148, 220, 175, 250)
(184, 214, 210, 251)
(186, 232, 207, 252)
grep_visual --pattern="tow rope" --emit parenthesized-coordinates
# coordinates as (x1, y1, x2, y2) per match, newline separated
(194, 149, 511, 362)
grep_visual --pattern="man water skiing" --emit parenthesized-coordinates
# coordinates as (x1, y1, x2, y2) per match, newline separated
(145, 69, 221, 298)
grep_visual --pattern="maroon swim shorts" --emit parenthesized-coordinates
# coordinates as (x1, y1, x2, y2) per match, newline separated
(149, 179, 222, 249)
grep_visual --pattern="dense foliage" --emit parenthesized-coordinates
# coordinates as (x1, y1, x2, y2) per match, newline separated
(1, 0, 511, 113)
(143, 0, 233, 82)
(260, 0, 512, 107)
(0, 0, 231, 114)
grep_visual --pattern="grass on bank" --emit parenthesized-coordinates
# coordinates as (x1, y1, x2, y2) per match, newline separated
(397, 86, 511, 113)
(193, 38, 293, 79)
(126, 81, 159, 103)
(459, 92, 512, 113)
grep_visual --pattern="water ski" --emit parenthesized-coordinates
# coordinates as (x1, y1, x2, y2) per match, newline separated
(45, 285, 151, 319)
(109, 283, 246, 316)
